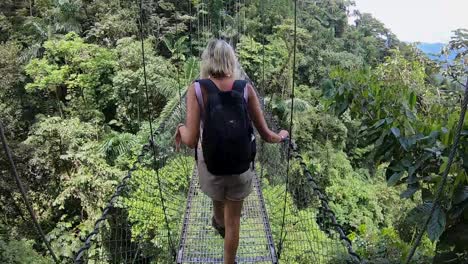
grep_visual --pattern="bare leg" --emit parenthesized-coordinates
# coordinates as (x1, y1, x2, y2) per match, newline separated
(224, 199, 243, 264)
(213, 200, 225, 227)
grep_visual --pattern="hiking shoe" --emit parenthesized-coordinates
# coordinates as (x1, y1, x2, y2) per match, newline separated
(211, 217, 225, 238)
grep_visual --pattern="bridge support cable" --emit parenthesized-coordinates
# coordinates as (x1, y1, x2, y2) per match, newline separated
(138, 0, 177, 258)
(278, 0, 297, 258)
(0, 121, 60, 264)
(291, 147, 362, 264)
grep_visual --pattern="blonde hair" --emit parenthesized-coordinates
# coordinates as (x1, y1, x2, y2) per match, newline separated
(200, 39, 240, 79)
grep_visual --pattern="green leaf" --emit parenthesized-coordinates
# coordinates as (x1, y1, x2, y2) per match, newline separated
(448, 199, 468, 219)
(439, 157, 449, 173)
(407, 166, 417, 183)
(405, 108, 417, 120)
(407, 203, 430, 226)
(427, 204, 446, 242)
(421, 188, 433, 201)
(408, 91, 417, 109)
(391, 127, 400, 138)
(371, 119, 386, 129)
(400, 184, 419, 198)
(398, 137, 409, 151)
(453, 186, 468, 204)
(388, 160, 405, 172)
(387, 171, 404, 186)
(400, 158, 412, 168)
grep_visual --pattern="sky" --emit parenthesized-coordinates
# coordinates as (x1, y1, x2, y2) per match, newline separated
(352, 0, 468, 43)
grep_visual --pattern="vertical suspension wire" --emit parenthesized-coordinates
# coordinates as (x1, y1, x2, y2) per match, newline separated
(208, 0, 210, 42)
(0, 122, 60, 264)
(205, 0, 209, 44)
(236, 0, 240, 46)
(278, 0, 297, 258)
(263, 0, 275, 122)
(226, 0, 230, 38)
(137, 0, 176, 258)
(211, 6, 214, 37)
(225, 0, 230, 39)
(260, 0, 267, 98)
(174, 11, 191, 184)
(235, 0, 242, 66)
(243, 0, 246, 37)
(205, 0, 208, 44)
(228, 0, 233, 45)
(217, 0, 221, 38)
(259, 0, 267, 180)
(197, 0, 201, 57)
(188, 0, 193, 54)
(200, 0, 203, 46)
(175, 16, 184, 120)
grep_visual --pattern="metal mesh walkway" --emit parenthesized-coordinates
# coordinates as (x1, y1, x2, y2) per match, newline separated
(177, 168, 277, 264)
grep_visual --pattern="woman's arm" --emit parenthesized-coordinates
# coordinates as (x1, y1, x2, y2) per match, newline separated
(247, 84, 288, 143)
(175, 83, 200, 149)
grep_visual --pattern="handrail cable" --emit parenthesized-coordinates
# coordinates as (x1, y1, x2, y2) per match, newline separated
(0, 121, 60, 264)
(292, 148, 362, 263)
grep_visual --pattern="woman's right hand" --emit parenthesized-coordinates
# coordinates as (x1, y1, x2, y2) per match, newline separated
(174, 124, 184, 152)
(278, 130, 289, 142)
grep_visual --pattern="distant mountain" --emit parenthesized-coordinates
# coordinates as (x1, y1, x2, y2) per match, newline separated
(417, 43, 456, 61)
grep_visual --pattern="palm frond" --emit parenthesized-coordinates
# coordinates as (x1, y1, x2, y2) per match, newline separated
(154, 88, 187, 130)
(99, 132, 138, 161)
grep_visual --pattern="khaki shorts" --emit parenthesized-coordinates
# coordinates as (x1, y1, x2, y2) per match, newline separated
(197, 147, 253, 201)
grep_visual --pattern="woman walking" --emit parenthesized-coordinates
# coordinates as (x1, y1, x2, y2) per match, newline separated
(175, 39, 288, 264)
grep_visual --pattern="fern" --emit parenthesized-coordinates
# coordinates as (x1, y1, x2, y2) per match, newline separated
(99, 132, 138, 162)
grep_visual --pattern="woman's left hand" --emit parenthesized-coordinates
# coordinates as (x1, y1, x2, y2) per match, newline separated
(174, 124, 184, 151)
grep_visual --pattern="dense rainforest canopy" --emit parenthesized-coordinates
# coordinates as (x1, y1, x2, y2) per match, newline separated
(0, 0, 467, 263)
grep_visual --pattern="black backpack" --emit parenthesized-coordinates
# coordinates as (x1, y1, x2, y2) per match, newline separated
(196, 79, 256, 176)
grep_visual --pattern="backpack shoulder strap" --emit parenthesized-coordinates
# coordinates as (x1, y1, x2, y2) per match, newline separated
(194, 81, 204, 113)
(232, 80, 249, 103)
(197, 79, 219, 95)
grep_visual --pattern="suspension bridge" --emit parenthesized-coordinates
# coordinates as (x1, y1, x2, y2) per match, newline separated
(71, 75, 360, 263)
